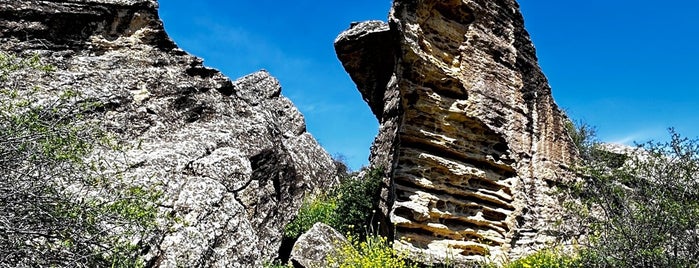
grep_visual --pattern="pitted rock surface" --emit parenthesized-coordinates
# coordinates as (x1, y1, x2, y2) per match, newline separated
(1, 0, 336, 267)
(336, 0, 577, 264)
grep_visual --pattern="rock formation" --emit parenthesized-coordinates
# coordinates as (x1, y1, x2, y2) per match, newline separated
(1, 0, 336, 266)
(336, 0, 577, 264)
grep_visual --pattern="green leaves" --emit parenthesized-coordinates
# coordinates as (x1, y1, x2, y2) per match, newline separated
(564, 129, 699, 267)
(283, 195, 337, 239)
(284, 168, 384, 240)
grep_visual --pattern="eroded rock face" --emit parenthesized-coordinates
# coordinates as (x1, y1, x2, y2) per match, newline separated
(1, 0, 336, 266)
(336, 0, 577, 264)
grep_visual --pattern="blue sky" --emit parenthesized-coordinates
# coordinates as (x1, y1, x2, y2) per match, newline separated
(159, 1, 698, 170)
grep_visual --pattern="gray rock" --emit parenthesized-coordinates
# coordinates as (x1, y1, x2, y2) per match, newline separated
(1, 0, 337, 266)
(290, 223, 347, 268)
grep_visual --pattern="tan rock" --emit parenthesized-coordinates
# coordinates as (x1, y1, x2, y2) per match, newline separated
(336, 0, 577, 264)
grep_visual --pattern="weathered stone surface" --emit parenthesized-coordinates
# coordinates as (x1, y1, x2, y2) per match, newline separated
(1, 0, 336, 266)
(334, 20, 394, 120)
(336, 0, 577, 264)
(290, 222, 347, 268)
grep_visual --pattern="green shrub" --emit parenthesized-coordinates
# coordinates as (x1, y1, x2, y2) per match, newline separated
(328, 234, 417, 268)
(332, 168, 383, 236)
(564, 128, 699, 267)
(499, 249, 581, 268)
(284, 168, 384, 239)
(284, 195, 337, 239)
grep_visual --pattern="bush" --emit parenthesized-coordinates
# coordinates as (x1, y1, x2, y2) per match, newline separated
(332, 168, 383, 236)
(565, 119, 598, 162)
(283, 195, 337, 239)
(284, 165, 383, 243)
(564, 128, 699, 267)
(498, 249, 581, 268)
(0, 52, 162, 267)
(284, 168, 384, 240)
(328, 234, 417, 268)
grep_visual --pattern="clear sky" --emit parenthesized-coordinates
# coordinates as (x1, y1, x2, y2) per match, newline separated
(159, 1, 698, 171)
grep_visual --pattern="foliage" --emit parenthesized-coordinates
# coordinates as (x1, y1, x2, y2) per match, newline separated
(497, 249, 581, 268)
(283, 194, 338, 239)
(332, 168, 383, 236)
(0, 52, 162, 267)
(284, 168, 384, 239)
(328, 234, 417, 268)
(563, 126, 699, 267)
(565, 119, 598, 162)
(333, 153, 350, 177)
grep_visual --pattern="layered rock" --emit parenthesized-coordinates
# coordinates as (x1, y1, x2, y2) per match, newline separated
(336, 0, 577, 264)
(1, 0, 336, 266)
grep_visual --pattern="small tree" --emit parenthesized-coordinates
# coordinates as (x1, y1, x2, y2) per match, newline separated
(567, 127, 699, 267)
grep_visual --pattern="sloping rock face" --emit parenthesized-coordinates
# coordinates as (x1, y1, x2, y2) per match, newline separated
(336, 0, 577, 264)
(1, 0, 336, 266)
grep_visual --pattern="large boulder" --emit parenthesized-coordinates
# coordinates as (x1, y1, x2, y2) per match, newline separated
(0, 0, 336, 266)
(336, 0, 577, 264)
(290, 223, 347, 268)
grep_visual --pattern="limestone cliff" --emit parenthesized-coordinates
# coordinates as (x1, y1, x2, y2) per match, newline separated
(336, 0, 577, 264)
(1, 0, 336, 266)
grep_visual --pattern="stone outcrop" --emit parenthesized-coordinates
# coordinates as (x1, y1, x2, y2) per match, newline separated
(336, 0, 577, 264)
(290, 223, 347, 268)
(1, 0, 336, 266)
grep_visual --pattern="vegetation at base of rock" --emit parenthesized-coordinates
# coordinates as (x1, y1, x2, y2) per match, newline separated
(485, 249, 581, 268)
(328, 234, 417, 268)
(0, 52, 163, 267)
(283, 195, 338, 239)
(562, 122, 699, 267)
(284, 168, 383, 239)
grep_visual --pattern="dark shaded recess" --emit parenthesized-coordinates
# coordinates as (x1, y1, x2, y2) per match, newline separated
(394, 206, 424, 221)
(394, 176, 515, 211)
(482, 208, 507, 221)
(277, 235, 296, 267)
(404, 90, 419, 107)
(400, 137, 516, 177)
(334, 23, 396, 121)
(185, 105, 205, 123)
(441, 180, 509, 201)
(249, 146, 298, 205)
(434, 0, 476, 25)
(0, 2, 176, 50)
(172, 96, 196, 111)
(442, 216, 509, 235)
(249, 147, 300, 263)
(491, 48, 516, 70)
(216, 81, 235, 96)
(171, 95, 207, 123)
(395, 227, 434, 249)
(421, 76, 469, 101)
(186, 65, 218, 78)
